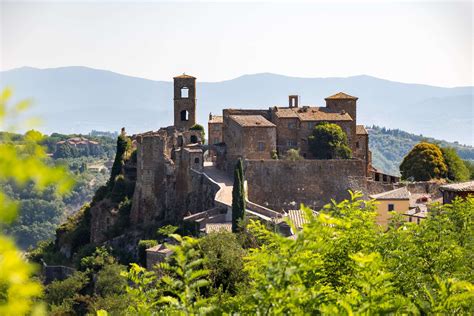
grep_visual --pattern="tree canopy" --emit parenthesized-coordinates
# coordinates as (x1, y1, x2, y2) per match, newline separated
(399, 142, 448, 181)
(441, 147, 470, 181)
(308, 122, 352, 159)
(232, 159, 245, 232)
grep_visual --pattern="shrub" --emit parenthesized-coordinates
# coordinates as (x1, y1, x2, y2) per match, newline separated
(285, 148, 303, 161)
(308, 122, 352, 159)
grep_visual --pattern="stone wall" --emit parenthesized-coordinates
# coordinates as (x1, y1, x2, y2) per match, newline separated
(131, 127, 218, 227)
(244, 159, 368, 211)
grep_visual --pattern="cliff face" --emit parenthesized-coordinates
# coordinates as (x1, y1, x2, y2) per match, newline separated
(56, 125, 218, 256)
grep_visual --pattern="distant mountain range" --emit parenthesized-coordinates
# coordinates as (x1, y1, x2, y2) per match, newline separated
(0, 66, 472, 146)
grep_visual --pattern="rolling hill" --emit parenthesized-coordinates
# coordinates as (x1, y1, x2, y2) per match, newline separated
(1, 66, 472, 146)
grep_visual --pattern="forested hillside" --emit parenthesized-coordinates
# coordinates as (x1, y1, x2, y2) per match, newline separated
(1, 132, 116, 249)
(369, 126, 474, 175)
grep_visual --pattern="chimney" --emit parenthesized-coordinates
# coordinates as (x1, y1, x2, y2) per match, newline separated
(289, 95, 299, 108)
(209, 112, 213, 120)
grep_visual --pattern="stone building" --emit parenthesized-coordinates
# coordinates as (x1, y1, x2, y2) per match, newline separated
(212, 92, 373, 176)
(439, 181, 474, 204)
(208, 113, 223, 145)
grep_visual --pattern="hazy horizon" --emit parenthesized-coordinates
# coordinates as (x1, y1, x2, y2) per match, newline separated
(1, 1, 472, 87)
(3, 65, 473, 89)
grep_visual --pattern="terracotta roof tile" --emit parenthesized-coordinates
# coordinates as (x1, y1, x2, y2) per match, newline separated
(370, 187, 410, 200)
(230, 115, 276, 127)
(325, 92, 358, 100)
(209, 115, 223, 123)
(356, 125, 368, 135)
(275, 106, 353, 121)
(440, 181, 474, 192)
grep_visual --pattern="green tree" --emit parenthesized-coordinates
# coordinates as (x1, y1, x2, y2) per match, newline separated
(108, 133, 130, 188)
(464, 160, 474, 180)
(0, 88, 73, 315)
(441, 147, 470, 181)
(200, 231, 246, 294)
(190, 123, 205, 144)
(400, 142, 448, 181)
(308, 122, 352, 159)
(232, 159, 245, 233)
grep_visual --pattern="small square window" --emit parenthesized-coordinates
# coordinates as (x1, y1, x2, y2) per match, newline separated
(287, 140, 297, 147)
(181, 87, 189, 98)
(258, 142, 265, 151)
(288, 122, 296, 129)
(388, 204, 394, 211)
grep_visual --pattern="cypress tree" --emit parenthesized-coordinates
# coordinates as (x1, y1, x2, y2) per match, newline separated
(232, 159, 245, 233)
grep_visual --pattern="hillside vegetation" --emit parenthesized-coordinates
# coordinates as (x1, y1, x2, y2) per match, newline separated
(369, 126, 474, 175)
(0, 131, 116, 249)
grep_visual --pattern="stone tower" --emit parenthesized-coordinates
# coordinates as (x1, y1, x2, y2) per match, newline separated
(324, 92, 358, 123)
(174, 74, 196, 130)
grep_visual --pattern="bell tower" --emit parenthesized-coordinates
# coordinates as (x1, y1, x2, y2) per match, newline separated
(173, 74, 196, 130)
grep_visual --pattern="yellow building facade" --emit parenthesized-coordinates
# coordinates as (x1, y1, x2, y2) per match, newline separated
(370, 187, 410, 227)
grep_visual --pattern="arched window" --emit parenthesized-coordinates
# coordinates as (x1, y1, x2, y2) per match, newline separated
(194, 157, 200, 164)
(181, 87, 189, 98)
(190, 135, 198, 143)
(180, 110, 189, 121)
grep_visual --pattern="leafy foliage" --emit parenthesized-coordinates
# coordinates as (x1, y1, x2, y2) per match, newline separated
(232, 159, 245, 233)
(400, 142, 448, 181)
(200, 231, 246, 294)
(190, 123, 206, 144)
(284, 148, 303, 161)
(109, 133, 131, 188)
(441, 147, 470, 181)
(0, 88, 73, 315)
(368, 125, 474, 176)
(308, 122, 352, 159)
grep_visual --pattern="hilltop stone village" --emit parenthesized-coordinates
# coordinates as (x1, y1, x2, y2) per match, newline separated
(49, 73, 474, 274)
(85, 74, 443, 245)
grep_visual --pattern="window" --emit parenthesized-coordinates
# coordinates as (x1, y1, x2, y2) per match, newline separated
(287, 140, 297, 147)
(257, 142, 265, 151)
(181, 87, 189, 98)
(213, 125, 221, 131)
(180, 110, 189, 121)
(388, 204, 394, 211)
(356, 141, 360, 149)
(190, 135, 198, 143)
(213, 138, 219, 144)
(194, 157, 200, 164)
(307, 122, 315, 129)
(288, 122, 296, 129)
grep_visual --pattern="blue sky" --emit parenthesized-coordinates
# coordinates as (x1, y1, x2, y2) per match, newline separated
(1, 1, 472, 87)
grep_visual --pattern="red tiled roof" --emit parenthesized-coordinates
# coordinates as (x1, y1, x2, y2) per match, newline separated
(325, 92, 358, 100)
(440, 181, 474, 192)
(370, 187, 410, 200)
(230, 115, 276, 127)
(173, 73, 196, 79)
(274, 106, 352, 121)
(356, 125, 368, 135)
(209, 116, 223, 124)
